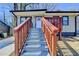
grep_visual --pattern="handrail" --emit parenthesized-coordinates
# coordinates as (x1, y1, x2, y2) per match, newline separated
(44, 16, 62, 32)
(13, 17, 32, 56)
(44, 16, 62, 40)
(42, 17, 58, 56)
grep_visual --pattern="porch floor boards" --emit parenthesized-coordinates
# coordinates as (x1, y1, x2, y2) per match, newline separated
(57, 36, 79, 56)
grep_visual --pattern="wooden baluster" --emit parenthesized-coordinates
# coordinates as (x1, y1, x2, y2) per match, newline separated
(24, 24, 26, 42)
(23, 25, 25, 43)
(29, 20, 30, 30)
(26, 22, 28, 38)
(23, 20, 25, 39)
(18, 30, 20, 53)
(20, 29, 22, 50)
(14, 30, 19, 56)
(26, 22, 27, 37)
(50, 32, 52, 53)
(21, 27, 23, 48)
(51, 33, 56, 56)
(28, 21, 29, 30)
(24, 24, 26, 40)
(19, 30, 21, 53)
(27, 21, 28, 34)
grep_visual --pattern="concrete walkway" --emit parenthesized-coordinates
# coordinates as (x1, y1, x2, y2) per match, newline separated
(0, 36, 15, 56)
(0, 37, 14, 49)
(0, 43, 14, 56)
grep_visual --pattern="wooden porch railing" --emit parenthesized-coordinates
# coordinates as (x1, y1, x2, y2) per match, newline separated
(13, 17, 32, 56)
(45, 16, 62, 40)
(42, 17, 58, 56)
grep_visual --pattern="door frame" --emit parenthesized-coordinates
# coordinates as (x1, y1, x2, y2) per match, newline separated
(75, 16, 77, 36)
(75, 15, 79, 36)
(35, 16, 42, 28)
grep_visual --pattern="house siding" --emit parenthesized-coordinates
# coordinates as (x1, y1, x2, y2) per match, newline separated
(76, 16, 79, 34)
(62, 16, 75, 36)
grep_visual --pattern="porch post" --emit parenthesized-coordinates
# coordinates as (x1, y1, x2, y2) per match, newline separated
(13, 16, 17, 27)
(75, 16, 77, 36)
(32, 16, 36, 28)
(17, 16, 21, 25)
(58, 16, 62, 40)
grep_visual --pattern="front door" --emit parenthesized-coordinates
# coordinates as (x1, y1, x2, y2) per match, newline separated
(32, 16, 36, 28)
(36, 17, 42, 28)
(52, 16, 59, 28)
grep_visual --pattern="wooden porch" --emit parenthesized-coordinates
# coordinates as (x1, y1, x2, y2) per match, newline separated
(13, 17, 59, 56)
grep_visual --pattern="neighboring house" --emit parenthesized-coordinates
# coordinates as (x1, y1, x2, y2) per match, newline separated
(0, 20, 10, 38)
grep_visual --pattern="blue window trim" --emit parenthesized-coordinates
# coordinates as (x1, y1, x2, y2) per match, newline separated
(62, 16, 69, 26)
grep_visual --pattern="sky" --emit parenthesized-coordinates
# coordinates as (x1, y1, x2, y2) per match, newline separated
(25, 3, 79, 11)
(0, 3, 13, 26)
(0, 3, 79, 26)
(54, 3, 79, 11)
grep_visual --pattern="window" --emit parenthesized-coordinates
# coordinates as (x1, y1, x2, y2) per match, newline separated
(20, 18, 25, 23)
(20, 17, 26, 24)
(62, 16, 69, 26)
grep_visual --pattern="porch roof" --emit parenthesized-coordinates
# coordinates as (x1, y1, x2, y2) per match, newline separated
(10, 9, 47, 17)
(45, 11, 79, 16)
(10, 9, 79, 17)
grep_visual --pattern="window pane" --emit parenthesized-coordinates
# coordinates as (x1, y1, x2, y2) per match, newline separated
(20, 18, 25, 23)
(62, 16, 69, 26)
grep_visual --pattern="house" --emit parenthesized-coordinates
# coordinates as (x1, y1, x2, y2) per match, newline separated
(0, 20, 10, 38)
(10, 9, 79, 37)
(10, 8, 79, 56)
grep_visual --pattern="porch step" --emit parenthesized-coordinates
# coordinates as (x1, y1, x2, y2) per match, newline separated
(21, 51, 41, 56)
(21, 28, 49, 56)
(25, 41, 47, 45)
(22, 45, 48, 52)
